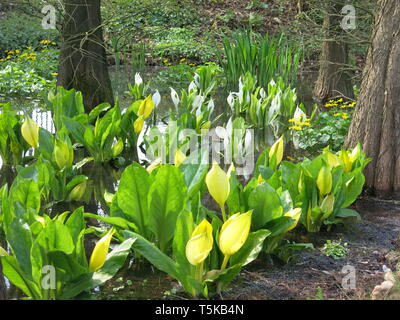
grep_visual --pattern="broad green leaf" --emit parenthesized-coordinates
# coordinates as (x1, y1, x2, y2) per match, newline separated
(148, 165, 187, 251)
(117, 163, 151, 236)
(172, 211, 195, 276)
(1, 255, 41, 299)
(248, 182, 283, 229)
(230, 229, 271, 266)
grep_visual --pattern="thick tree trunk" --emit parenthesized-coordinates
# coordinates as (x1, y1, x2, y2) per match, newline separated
(57, 0, 114, 112)
(314, 0, 354, 103)
(346, 0, 400, 199)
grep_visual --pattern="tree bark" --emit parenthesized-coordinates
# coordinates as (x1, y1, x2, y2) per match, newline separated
(346, 0, 400, 199)
(57, 0, 114, 112)
(314, 0, 354, 103)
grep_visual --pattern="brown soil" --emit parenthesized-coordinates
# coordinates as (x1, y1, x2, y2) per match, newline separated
(98, 198, 400, 300)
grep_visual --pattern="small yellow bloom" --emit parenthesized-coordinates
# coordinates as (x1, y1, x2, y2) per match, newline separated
(219, 211, 252, 256)
(284, 208, 302, 231)
(21, 116, 39, 148)
(257, 174, 264, 185)
(138, 95, 155, 119)
(54, 139, 74, 170)
(69, 181, 87, 201)
(339, 149, 352, 172)
(134, 116, 145, 134)
(51, 72, 58, 76)
(316, 165, 332, 196)
(205, 162, 230, 210)
(323, 147, 341, 169)
(269, 136, 284, 165)
(89, 228, 115, 271)
(185, 219, 213, 266)
(289, 126, 302, 130)
(174, 149, 186, 167)
(146, 157, 162, 173)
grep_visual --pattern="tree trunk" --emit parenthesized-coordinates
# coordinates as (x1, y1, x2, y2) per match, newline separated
(57, 0, 114, 112)
(314, 0, 354, 103)
(346, 0, 400, 199)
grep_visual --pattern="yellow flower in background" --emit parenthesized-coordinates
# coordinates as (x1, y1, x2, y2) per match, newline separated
(316, 165, 332, 196)
(174, 149, 186, 167)
(21, 116, 39, 148)
(289, 125, 302, 130)
(206, 162, 230, 216)
(269, 136, 284, 165)
(185, 219, 213, 266)
(219, 211, 252, 257)
(89, 228, 115, 271)
(51, 72, 58, 76)
(257, 174, 264, 185)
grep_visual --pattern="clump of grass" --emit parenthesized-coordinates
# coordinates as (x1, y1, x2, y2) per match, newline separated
(220, 31, 302, 90)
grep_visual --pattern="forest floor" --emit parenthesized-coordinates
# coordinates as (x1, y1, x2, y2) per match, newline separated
(97, 198, 400, 300)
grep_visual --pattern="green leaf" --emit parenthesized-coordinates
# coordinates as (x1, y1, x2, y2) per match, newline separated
(117, 163, 151, 236)
(1, 255, 41, 299)
(172, 211, 195, 277)
(230, 229, 271, 266)
(336, 208, 361, 220)
(9, 178, 40, 213)
(92, 238, 135, 284)
(248, 183, 283, 229)
(148, 165, 187, 251)
(84, 213, 138, 231)
(123, 231, 179, 278)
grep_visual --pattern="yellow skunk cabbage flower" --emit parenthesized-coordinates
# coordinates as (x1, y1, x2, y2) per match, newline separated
(54, 139, 73, 170)
(185, 219, 213, 266)
(35, 215, 46, 227)
(269, 136, 284, 165)
(316, 165, 332, 196)
(21, 116, 39, 148)
(201, 121, 211, 130)
(112, 139, 124, 158)
(349, 143, 361, 164)
(323, 146, 341, 169)
(227, 163, 235, 177)
(339, 149, 352, 172)
(206, 162, 230, 220)
(174, 149, 186, 167)
(284, 208, 302, 231)
(134, 116, 145, 134)
(89, 228, 115, 271)
(138, 95, 155, 119)
(147, 157, 162, 173)
(320, 194, 335, 218)
(69, 180, 87, 201)
(219, 210, 252, 257)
